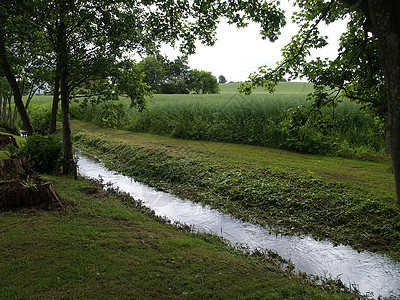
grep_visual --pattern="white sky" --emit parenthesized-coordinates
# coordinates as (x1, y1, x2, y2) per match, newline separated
(161, 2, 348, 82)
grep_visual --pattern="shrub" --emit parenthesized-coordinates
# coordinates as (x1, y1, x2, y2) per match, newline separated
(70, 102, 101, 123)
(28, 104, 52, 135)
(13, 134, 63, 173)
(101, 102, 126, 129)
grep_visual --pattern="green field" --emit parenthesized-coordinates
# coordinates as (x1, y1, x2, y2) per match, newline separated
(219, 82, 315, 94)
(63, 82, 387, 160)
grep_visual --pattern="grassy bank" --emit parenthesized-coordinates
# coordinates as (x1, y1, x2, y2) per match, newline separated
(0, 158, 355, 298)
(71, 121, 400, 262)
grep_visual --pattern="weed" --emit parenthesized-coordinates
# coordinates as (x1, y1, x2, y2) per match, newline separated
(20, 175, 38, 190)
(14, 134, 63, 173)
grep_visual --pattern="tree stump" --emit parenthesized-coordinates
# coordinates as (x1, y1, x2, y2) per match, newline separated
(0, 180, 63, 210)
(0, 158, 63, 210)
(0, 157, 34, 180)
(0, 133, 18, 149)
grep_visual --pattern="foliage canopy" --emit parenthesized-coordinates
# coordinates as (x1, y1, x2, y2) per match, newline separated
(240, 1, 385, 125)
(0, 0, 287, 173)
(238, 0, 400, 207)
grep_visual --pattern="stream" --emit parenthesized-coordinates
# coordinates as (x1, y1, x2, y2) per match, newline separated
(76, 151, 400, 299)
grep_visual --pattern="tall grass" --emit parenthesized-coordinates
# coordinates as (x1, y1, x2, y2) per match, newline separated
(126, 93, 300, 145)
(52, 82, 388, 159)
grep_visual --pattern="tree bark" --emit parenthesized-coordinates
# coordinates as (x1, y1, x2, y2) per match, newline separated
(48, 67, 60, 134)
(1, 93, 7, 120)
(0, 35, 34, 135)
(368, 0, 400, 208)
(61, 68, 74, 175)
(7, 92, 12, 123)
(12, 105, 18, 124)
(58, 21, 75, 175)
(24, 85, 36, 110)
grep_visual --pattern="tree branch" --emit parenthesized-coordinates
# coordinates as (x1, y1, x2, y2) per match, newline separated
(273, 0, 334, 73)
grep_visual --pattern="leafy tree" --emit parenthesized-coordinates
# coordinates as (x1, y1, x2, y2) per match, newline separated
(0, 1, 39, 135)
(139, 57, 220, 94)
(187, 69, 220, 94)
(161, 57, 191, 94)
(138, 55, 167, 93)
(1, 0, 158, 173)
(239, 0, 400, 209)
(1, 0, 286, 174)
(218, 75, 227, 84)
(139, 55, 190, 94)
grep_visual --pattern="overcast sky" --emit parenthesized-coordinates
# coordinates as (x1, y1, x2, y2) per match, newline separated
(161, 2, 348, 82)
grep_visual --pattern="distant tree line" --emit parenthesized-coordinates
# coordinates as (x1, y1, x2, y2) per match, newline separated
(138, 55, 219, 94)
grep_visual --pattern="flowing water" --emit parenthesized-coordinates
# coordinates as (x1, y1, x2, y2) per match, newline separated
(76, 152, 400, 299)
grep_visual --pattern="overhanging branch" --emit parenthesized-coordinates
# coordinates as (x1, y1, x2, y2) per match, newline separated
(273, 0, 334, 74)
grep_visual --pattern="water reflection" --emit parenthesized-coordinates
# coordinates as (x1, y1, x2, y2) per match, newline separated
(76, 152, 400, 299)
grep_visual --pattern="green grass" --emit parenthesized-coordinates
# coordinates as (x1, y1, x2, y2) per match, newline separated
(219, 82, 315, 95)
(64, 82, 388, 159)
(71, 120, 400, 262)
(28, 82, 387, 159)
(25, 95, 53, 104)
(0, 156, 355, 299)
(0, 151, 10, 160)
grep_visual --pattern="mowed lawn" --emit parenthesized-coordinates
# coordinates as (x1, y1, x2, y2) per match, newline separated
(0, 149, 354, 299)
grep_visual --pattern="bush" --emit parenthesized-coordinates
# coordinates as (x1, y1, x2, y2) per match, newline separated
(12, 134, 63, 173)
(28, 104, 52, 135)
(101, 102, 126, 129)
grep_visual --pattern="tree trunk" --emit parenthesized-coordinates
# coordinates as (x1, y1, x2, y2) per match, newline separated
(48, 67, 60, 134)
(58, 21, 75, 175)
(24, 85, 36, 110)
(61, 67, 74, 174)
(7, 92, 12, 123)
(368, 0, 400, 208)
(12, 105, 18, 124)
(0, 35, 34, 135)
(2, 93, 10, 121)
(1, 93, 6, 121)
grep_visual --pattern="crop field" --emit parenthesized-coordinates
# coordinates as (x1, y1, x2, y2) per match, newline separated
(30, 82, 388, 160)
